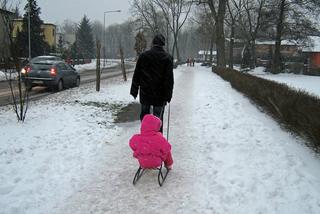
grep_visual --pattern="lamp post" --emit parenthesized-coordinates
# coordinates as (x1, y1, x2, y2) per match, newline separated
(28, 0, 31, 61)
(103, 10, 121, 67)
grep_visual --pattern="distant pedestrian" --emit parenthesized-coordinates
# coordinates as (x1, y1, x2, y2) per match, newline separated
(130, 34, 174, 133)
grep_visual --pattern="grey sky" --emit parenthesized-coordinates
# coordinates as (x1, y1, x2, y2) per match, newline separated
(20, 0, 132, 26)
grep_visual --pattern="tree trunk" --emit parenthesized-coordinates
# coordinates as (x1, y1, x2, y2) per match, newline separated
(216, 0, 227, 68)
(96, 40, 101, 92)
(119, 46, 127, 81)
(171, 35, 176, 59)
(229, 22, 235, 69)
(175, 35, 180, 63)
(166, 23, 170, 53)
(209, 36, 214, 64)
(272, 0, 286, 74)
(250, 40, 256, 69)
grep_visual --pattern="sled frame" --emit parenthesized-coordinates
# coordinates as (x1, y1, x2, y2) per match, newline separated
(132, 163, 170, 187)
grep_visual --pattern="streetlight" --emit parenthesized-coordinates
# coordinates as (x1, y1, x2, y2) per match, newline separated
(103, 10, 121, 67)
(28, 0, 31, 61)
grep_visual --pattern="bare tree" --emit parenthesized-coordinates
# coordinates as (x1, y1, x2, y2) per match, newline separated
(225, 0, 243, 68)
(1, 0, 30, 121)
(91, 20, 104, 43)
(105, 21, 135, 59)
(193, 4, 216, 63)
(131, 0, 164, 34)
(202, 0, 227, 68)
(271, 0, 320, 73)
(236, 0, 266, 69)
(153, 0, 193, 62)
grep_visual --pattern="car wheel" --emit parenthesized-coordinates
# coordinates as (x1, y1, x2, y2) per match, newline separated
(56, 79, 64, 91)
(75, 77, 80, 87)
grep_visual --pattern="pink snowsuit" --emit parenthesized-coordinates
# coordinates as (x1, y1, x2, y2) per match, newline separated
(129, 114, 173, 169)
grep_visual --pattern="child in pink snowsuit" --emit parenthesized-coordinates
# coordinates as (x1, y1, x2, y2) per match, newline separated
(129, 114, 173, 169)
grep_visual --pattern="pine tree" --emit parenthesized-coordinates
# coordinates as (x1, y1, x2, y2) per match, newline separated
(15, 0, 49, 58)
(76, 15, 95, 59)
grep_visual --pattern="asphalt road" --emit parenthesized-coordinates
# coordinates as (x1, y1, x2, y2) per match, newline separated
(0, 63, 134, 106)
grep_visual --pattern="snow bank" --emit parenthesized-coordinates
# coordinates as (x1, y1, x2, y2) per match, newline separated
(248, 66, 266, 75)
(0, 70, 6, 81)
(0, 70, 17, 81)
(74, 59, 118, 72)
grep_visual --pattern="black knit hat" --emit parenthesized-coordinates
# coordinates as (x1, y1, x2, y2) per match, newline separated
(152, 34, 166, 46)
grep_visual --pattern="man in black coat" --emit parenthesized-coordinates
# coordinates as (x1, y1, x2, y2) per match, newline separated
(130, 34, 174, 132)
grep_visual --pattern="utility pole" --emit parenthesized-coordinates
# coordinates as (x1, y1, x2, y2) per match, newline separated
(28, 0, 31, 61)
(96, 40, 101, 91)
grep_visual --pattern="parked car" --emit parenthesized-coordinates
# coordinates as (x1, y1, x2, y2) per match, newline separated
(21, 59, 80, 91)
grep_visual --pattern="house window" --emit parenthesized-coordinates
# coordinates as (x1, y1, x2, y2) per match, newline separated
(52, 29, 55, 37)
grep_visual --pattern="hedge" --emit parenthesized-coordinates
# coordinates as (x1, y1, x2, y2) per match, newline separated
(213, 67, 320, 151)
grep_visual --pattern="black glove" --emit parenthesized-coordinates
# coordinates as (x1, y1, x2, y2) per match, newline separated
(130, 92, 137, 99)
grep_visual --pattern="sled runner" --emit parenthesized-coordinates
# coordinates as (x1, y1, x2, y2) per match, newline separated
(132, 162, 170, 187)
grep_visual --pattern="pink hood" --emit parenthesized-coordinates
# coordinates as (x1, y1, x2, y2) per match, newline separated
(140, 114, 162, 134)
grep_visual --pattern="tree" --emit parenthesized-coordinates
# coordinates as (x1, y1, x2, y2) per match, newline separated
(105, 21, 135, 59)
(15, 0, 49, 58)
(134, 31, 147, 57)
(0, 0, 30, 121)
(76, 15, 95, 59)
(153, 0, 193, 62)
(237, 0, 267, 69)
(271, 0, 320, 73)
(204, 0, 228, 68)
(131, 0, 164, 34)
(91, 20, 103, 43)
(193, 4, 216, 63)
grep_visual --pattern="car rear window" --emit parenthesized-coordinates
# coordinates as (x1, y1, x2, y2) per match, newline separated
(30, 56, 62, 63)
(32, 63, 53, 70)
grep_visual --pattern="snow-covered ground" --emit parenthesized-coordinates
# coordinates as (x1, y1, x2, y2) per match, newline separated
(1, 64, 320, 214)
(74, 59, 119, 73)
(248, 67, 320, 97)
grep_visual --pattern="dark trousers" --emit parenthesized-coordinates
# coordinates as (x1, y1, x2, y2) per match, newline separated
(140, 104, 165, 133)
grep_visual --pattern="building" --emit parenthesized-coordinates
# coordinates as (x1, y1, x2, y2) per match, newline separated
(302, 36, 320, 71)
(0, 8, 14, 60)
(12, 19, 56, 48)
(197, 50, 217, 62)
(255, 40, 300, 60)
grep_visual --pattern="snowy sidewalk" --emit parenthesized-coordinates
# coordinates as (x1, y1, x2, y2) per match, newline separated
(58, 65, 320, 214)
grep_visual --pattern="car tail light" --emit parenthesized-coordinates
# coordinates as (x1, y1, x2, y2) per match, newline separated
(21, 66, 31, 75)
(50, 67, 57, 76)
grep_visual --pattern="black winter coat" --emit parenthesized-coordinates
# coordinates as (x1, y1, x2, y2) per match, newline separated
(130, 46, 174, 106)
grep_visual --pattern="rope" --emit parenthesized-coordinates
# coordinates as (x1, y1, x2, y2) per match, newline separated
(166, 103, 170, 140)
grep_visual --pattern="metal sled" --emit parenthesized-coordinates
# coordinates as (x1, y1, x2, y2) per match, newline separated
(132, 163, 170, 187)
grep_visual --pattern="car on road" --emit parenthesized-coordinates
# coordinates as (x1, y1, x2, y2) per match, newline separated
(21, 59, 80, 91)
